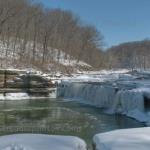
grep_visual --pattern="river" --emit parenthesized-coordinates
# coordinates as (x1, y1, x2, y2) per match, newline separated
(0, 98, 144, 149)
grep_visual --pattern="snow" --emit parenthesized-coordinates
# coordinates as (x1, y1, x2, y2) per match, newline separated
(113, 90, 145, 113)
(0, 39, 91, 71)
(58, 82, 144, 112)
(0, 90, 57, 100)
(51, 49, 91, 68)
(60, 69, 135, 83)
(93, 127, 150, 150)
(0, 134, 87, 150)
(57, 70, 150, 124)
(57, 82, 116, 107)
(0, 93, 29, 100)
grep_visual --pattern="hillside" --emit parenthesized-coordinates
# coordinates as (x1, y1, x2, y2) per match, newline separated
(105, 40, 150, 70)
(0, 39, 92, 73)
(0, 0, 103, 73)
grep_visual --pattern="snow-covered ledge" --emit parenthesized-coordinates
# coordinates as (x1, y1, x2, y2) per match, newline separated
(0, 93, 30, 100)
(0, 134, 87, 150)
(93, 127, 150, 150)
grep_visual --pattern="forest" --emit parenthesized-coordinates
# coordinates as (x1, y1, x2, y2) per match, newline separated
(0, 0, 103, 71)
(0, 0, 150, 72)
(105, 40, 150, 70)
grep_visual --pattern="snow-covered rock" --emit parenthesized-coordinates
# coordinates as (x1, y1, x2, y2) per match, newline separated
(93, 127, 150, 150)
(0, 134, 87, 150)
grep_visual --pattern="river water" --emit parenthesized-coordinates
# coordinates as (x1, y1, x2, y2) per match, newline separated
(0, 98, 144, 148)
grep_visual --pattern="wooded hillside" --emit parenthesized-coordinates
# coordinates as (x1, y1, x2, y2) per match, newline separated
(0, 0, 103, 71)
(105, 40, 150, 70)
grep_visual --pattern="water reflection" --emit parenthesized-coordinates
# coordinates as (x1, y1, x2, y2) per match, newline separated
(0, 99, 144, 147)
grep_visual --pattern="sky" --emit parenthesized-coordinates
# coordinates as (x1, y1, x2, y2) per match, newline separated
(35, 0, 150, 48)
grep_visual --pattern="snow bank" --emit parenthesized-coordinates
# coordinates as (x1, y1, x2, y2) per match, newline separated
(0, 93, 29, 100)
(62, 72, 134, 83)
(0, 134, 87, 150)
(0, 91, 57, 100)
(93, 127, 150, 150)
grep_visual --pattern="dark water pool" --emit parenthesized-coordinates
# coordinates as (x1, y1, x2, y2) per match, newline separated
(0, 98, 144, 149)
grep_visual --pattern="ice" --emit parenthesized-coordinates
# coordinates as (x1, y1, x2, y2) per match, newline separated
(57, 82, 116, 108)
(113, 90, 144, 113)
(132, 87, 150, 98)
(0, 134, 87, 150)
(127, 109, 149, 122)
(57, 82, 146, 114)
(57, 70, 150, 124)
(93, 127, 150, 150)
(0, 93, 29, 100)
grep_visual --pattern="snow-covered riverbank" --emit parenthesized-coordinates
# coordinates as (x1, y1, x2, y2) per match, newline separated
(93, 127, 150, 150)
(0, 69, 58, 100)
(0, 134, 87, 150)
(0, 89, 56, 100)
(57, 70, 150, 125)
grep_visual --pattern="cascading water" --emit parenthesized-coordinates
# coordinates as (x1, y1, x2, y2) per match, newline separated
(57, 82, 116, 108)
(57, 81, 150, 123)
(113, 90, 144, 113)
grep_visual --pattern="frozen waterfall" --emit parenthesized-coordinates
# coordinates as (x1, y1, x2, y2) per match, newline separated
(57, 82, 116, 108)
(57, 81, 150, 123)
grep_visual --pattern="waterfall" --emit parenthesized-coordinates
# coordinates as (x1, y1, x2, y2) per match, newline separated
(113, 90, 144, 113)
(57, 82, 116, 108)
(57, 81, 150, 123)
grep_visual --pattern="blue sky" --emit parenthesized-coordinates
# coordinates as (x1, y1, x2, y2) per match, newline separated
(35, 0, 150, 48)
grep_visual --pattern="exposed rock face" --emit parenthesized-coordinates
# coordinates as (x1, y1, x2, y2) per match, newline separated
(0, 70, 54, 97)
